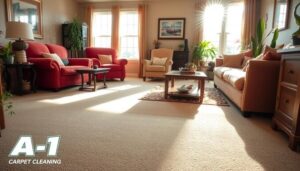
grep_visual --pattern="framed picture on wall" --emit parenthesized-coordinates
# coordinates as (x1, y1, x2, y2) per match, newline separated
(158, 18, 185, 40)
(273, 0, 291, 31)
(5, 0, 43, 39)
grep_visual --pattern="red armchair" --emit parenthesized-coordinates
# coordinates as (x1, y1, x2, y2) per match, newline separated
(85, 48, 128, 81)
(26, 42, 92, 90)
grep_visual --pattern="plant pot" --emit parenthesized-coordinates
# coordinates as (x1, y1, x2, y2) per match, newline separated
(4, 56, 14, 64)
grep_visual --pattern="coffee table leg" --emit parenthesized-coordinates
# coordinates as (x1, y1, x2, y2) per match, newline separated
(165, 76, 169, 99)
(200, 79, 205, 102)
(88, 73, 92, 85)
(103, 73, 107, 88)
(80, 73, 84, 90)
(171, 77, 175, 87)
(93, 73, 97, 91)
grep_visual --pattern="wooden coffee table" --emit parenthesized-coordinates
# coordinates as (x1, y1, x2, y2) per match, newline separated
(164, 71, 207, 102)
(76, 68, 110, 91)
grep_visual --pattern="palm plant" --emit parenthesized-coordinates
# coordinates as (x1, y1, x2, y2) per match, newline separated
(192, 41, 217, 66)
(251, 18, 279, 57)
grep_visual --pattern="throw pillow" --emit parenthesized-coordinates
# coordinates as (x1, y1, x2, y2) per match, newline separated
(98, 54, 112, 64)
(223, 54, 244, 68)
(61, 59, 69, 65)
(152, 57, 168, 66)
(242, 49, 253, 57)
(242, 53, 265, 71)
(242, 56, 252, 68)
(42, 53, 65, 66)
(263, 45, 277, 55)
(262, 51, 281, 61)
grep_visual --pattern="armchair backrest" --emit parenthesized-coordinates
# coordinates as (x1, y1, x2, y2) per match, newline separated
(46, 44, 68, 59)
(85, 48, 117, 63)
(151, 48, 174, 61)
(26, 41, 50, 58)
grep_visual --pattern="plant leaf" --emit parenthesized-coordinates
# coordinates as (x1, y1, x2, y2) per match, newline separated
(270, 28, 279, 48)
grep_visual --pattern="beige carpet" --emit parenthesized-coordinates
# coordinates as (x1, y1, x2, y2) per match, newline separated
(0, 78, 299, 171)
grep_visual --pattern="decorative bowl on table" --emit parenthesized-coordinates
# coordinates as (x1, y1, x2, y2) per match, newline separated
(177, 85, 193, 93)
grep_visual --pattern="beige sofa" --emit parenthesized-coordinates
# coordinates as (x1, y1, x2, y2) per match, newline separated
(214, 57, 280, 117)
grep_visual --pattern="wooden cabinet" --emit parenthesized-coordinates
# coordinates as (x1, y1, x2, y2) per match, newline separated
(272, 48, 300, 151)
(172, 51, 189, 70)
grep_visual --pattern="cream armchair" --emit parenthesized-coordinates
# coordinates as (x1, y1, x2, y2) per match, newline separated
(143, 48, 174, 81)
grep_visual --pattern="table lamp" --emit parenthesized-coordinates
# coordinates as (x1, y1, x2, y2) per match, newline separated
(5, 21, 34, 63)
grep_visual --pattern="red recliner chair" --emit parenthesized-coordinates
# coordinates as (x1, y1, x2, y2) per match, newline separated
(85, 48, 128, 81)
(26, 42, 92, 90)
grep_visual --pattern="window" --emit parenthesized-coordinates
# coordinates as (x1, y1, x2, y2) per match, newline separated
(203, 2, 244, 54)
(93, 11, 112, 48)
(119, 10, 139, 59)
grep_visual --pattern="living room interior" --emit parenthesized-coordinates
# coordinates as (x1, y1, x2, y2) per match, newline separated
(0, 0, 300, 170)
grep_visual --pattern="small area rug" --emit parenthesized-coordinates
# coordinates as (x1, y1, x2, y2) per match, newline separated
(140, 87, 229, 106)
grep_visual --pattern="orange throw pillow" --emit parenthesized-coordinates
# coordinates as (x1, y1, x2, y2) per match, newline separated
(223, 54, 244, 68)
(262, 51, 281, 61)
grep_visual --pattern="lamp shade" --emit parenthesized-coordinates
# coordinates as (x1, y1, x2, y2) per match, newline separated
(5, 21, 34, 40)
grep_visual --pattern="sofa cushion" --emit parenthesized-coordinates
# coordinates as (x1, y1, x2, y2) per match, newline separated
(214, 67, 232, 78)
(101, 64, 122, 71)
(26, 42, 50, 58)
(223, 54, 244, 68)
(61, 65, 87, 76)
(223, 69, 246, 90)
(146, 65, 166, 72)
(152, 57, 168, 66)
(98, 54, 112, 64)
(46, 44, 68, 59)
(262, 51, 281, 61)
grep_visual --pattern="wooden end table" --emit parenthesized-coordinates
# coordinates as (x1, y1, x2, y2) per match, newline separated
(164, 71, 207, 102)
(76, 68, 110, 91)
(4, 63, 37, 95)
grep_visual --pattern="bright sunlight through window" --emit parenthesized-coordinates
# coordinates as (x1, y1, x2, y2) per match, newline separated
(119, 10, 139, 59)
(93, 11, 112, 48)
(203, 2, 244, 54)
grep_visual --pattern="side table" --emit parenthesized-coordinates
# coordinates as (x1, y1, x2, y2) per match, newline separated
(4, 63, 37, 95)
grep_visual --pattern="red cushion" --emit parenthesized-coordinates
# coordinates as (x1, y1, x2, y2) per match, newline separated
(46, 44, 68, 59)
(26, 41, 50, 58)
(85, 48, 117, 63)
(61, 65, 88, 76)
(263, 51, 281, 61)
(101, 64, 122, 71)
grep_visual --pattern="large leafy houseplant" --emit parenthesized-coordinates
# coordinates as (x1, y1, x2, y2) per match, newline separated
(251, 18, 279, 57)
(68, 19, 83, 57)
(192, 41, 217, 67)
(292, 3, 300, 45)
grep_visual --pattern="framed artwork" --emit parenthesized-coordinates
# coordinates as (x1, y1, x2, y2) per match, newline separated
(158, 18, 185, 40)
(273, 0, 290, 31)
(5, 0, 43, 39)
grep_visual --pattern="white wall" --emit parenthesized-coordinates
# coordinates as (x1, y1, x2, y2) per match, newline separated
(260, 0, 300, 46)
(0, 0, 78, 45)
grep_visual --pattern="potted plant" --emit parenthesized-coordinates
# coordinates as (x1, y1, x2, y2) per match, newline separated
(251, 18, 279, 57)
(68, 19, 83, 57)
(0, 42, 14, 64)
(192, 40, 217, 69)
(292, 3, 300, 45)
